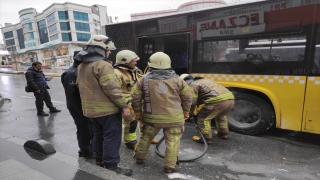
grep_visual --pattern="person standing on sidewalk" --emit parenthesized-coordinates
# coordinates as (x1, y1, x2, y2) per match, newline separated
(114, 50, 158, 150)
(61, 51, 93, 159)
(25, 62, 61, 116)
(75, 35, 133, 176)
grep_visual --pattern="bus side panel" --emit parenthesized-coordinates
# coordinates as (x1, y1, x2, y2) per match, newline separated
(302, 77, 320, 134)
(193, 74, 306, 132)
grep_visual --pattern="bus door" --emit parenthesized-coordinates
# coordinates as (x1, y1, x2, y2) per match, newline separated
(302, 29, 320, 133)
(136, 32, 191, 75)
(136, 37, 154, 72)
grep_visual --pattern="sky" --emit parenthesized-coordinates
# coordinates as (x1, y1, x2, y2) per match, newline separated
(0, 0, 237, 42)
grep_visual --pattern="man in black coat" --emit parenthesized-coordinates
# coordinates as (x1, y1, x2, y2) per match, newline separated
(61, 51, 93, 158)
(25, 62, 61, 116)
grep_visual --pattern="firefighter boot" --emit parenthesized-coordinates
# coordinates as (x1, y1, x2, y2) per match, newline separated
(192, 135, 212, 144)
(105, 164, 133, 176)
(214, 130, 228, 139)
(125, 140, 137, 150)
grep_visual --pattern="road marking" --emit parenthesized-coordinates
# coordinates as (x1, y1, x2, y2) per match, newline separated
(20, 96, 33, 99)
(51, 100, 64, 104)
(20, 96, 64, 104)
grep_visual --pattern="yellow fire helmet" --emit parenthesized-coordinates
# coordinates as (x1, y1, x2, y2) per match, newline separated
(86, 35, 116, 50)
(148, 52, 171, 69)
(116, 50, 140, 64)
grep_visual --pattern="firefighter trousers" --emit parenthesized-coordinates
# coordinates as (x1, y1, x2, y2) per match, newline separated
(123, 107, 137, 144)
(197, 99, 235, 139)
(134, 124, 184, 169)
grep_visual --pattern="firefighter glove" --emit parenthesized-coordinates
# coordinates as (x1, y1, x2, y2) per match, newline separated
(183, 111, 189, 120)
(135, 113, 142, 123)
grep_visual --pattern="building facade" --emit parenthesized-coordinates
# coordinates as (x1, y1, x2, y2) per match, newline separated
(131, 0, 227, 20)
(1, 2, 108, 67)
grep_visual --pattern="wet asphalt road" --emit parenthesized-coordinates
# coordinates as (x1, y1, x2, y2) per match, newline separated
(1, 73, 320, 180)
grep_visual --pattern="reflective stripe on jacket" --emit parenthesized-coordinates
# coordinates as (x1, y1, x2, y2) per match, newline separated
(77, 60, 128, 118)
(131, 75, 192, 126)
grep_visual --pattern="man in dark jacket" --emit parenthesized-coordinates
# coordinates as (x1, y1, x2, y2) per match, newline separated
(61, 51, 93, 158)
(25, 62, 61, 116)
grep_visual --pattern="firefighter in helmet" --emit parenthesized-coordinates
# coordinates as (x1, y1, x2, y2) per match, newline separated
(114, 50, 158, 150)
(75, 35, 132, 176)
(131, 52, 192, 173)
(180, 74, 235, 143)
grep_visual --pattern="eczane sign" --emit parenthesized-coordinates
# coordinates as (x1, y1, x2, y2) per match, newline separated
(197, 11, 265, 39)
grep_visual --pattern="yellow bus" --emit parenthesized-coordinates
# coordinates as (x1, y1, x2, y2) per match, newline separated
(105, 0, 320, 135)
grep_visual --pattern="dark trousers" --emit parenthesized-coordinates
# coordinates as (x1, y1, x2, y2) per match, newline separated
(33, 89, 55, 112)
(68, 107, 93, 153)
(91, 113, 122, 165)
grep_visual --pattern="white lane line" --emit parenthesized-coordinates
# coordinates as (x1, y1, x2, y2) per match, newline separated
(51, 100, 64, 104)
(20, 96, 64, 104)
(20, 96, 33, 99)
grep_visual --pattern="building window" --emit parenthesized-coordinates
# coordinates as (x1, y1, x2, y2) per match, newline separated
(22, 23, 33, 32)
(17, 29, 25, 49)
(50, 34, 59, 41)
(75, 22, 90, 32)
(76, 33, 91, 41)
(47, 12, 56, 25)
(58, 11, 69, 20)
(5, 39, 15, 46)
(4, 31, 14, 39)
(48, 23, 58, 35)
(73, 11, 89, 21)
(37, 19, 49, 44)
(61, 33, 72, 41)
(60, 22, 70, 31)
(24, 32, 34, 40)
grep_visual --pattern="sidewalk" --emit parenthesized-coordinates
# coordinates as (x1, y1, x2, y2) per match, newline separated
(0, 131, 134, 180)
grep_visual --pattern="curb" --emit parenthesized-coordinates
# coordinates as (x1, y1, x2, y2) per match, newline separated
(0, 70, 25, 75)
(0, 71, 61, 77)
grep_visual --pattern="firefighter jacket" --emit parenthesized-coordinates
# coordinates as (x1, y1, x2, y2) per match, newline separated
(131, 68, 192, 127)
(114, 64, 143, 97)
(77, 60, 129, 118)
(189, 77, 235, 114)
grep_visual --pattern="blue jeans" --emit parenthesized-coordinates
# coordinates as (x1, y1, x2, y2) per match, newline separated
(91, 113, 122, 165)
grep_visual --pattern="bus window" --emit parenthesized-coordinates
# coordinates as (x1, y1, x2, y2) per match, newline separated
(197, 35, 307, 64)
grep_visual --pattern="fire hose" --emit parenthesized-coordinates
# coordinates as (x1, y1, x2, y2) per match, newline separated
(155, 116, 208, 162)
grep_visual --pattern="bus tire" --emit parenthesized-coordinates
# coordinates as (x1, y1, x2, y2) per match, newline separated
(227, 92, 275, 135)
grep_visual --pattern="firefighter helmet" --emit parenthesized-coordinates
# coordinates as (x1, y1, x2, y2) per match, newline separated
(148, 52, 171, 69)
(180, 74, 194, 84)
(116, 50, 140, 64)
(86, 35, 116, 50)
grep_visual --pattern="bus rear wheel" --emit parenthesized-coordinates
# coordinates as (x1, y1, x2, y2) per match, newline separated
(227, 93, 275, 135)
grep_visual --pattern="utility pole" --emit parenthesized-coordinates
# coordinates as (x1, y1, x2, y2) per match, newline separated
(10, 46, 18, 71)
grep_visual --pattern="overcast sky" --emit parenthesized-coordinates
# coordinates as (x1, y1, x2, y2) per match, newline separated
(0, 0, 238, 42)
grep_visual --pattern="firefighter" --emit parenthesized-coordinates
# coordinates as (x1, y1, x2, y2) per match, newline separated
(131, 52, 192, 173)
(114, 50, 158, 150)
(180, 74, 235, 143)
(75, 35, 132, 176)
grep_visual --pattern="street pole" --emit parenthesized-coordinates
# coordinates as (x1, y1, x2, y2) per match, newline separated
(11, 46, 18, 71)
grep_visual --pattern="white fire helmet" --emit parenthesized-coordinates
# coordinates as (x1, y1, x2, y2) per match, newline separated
(116, 50, 140, 64)
(180, 74, 194, 84)
(148, 52, 171, 69)
(86, 35, 116, 50)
